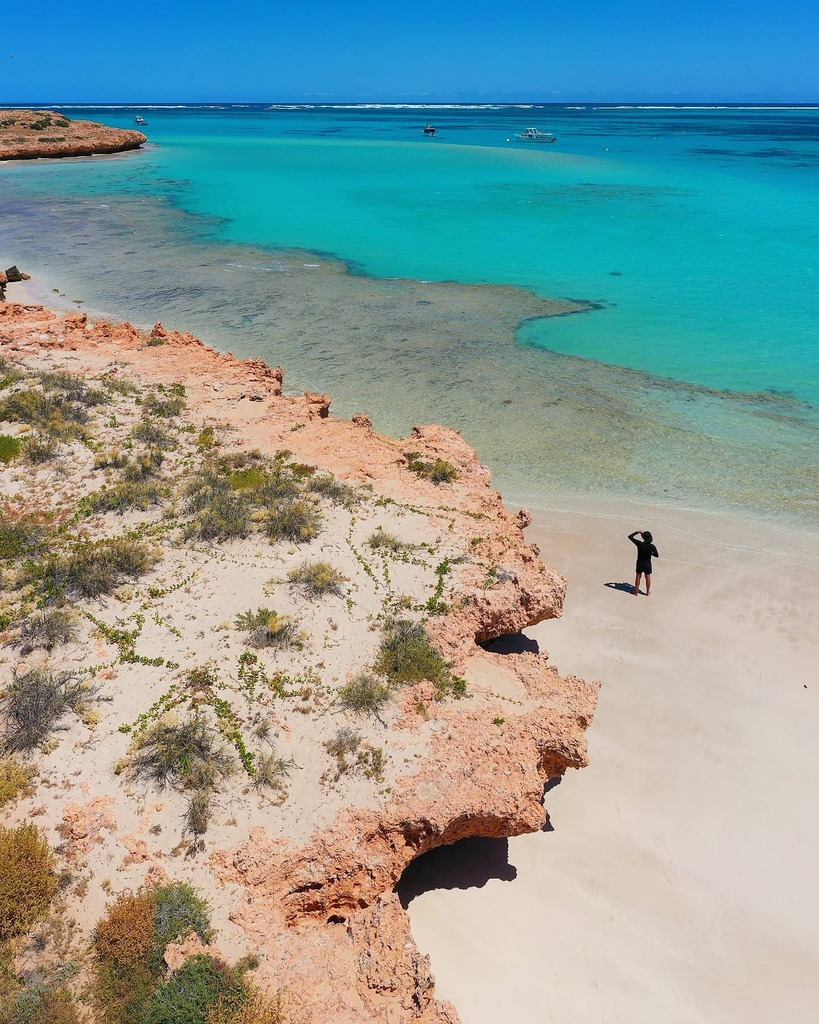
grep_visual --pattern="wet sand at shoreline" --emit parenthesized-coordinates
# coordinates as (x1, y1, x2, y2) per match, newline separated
(406, 504, 819, 1023)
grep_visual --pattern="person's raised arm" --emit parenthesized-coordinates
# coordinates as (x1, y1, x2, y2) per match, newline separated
(628, 531, 641, 546)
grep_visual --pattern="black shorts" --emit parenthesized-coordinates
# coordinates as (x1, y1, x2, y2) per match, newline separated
(636, 561, 652, 575)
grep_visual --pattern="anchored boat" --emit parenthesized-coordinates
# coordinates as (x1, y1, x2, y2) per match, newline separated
(516, 127, 556, 143)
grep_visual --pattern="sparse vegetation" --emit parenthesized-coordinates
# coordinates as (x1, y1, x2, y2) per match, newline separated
(324, 727, 385, 782)
(0, 666, 99, 754)
(82, 481, 164, 516)
(338, 673, 391, 718)
(374, 618, 449, 687)
(0, 389, 89, 439)
(265, 498, 322, 543)
(131, 420, 176, 448)
(287, 560, 346, 599)
(126, 716, 233, 794)
(142, 388, 186, 418)
(366, 527, 411, 554)
(0, 757, 34, 807)
(235, 608, 302, 649)
(0, 981, 79, 1024)
(0, 823, 58, 942)
(307, 472, 361, 507)
(252, 751, 293, 793)
(403, 452, 458, 484)
(94, 448, 128, 470)
(142, 953, 247, 1024)
(122, 448, 164, 480)
(18, 608, 78, 653)
(0, 512, 46, 560)
(22, 433, 60, 465)
(30, 537, 159, 598)
(0, 435, 22, 464)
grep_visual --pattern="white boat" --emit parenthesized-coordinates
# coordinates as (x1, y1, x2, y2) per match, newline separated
(423, 124, 436, 136)
(516, 127, 556, 143)
(134, 116, 148, 126)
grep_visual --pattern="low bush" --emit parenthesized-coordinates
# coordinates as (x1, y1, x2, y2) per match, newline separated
(142, 954, 247, 1024)
(287, 560, 346, 599)
(0, 434, 22, 464)
(252, 752, 293, 793)
(184, 789, 212, 838)
(127, 716, 234, 794)
(18, 608, 78, 653)
(0, 390, 88, 439)
(39, 371, 106, 407)
(206, 989, 285, 1024)
(0, 512, 46, 559)
(82, 481, 164, 516)
(122, 448, 164, 480)
(0, 757, 34, 807)
(0, 666, 98, 754)
(92, 882, 214, 1024)
(22, 433, 60, 465)
(403, 452, 458, 485)
(142, 390, 186, 419)
(131, 420, 177, 449)
(0, 981, 79, 1024)
(235, 608, 301, 650)
(338, 673, 391, 718)
(265, 498, 322, 544)
(184, 491, 251, 542)
(307, 473, 361, 507)
(373, 618, 449, 687)
(366, 528, 411, 554)
(94, 449, 128, 470)
(0, 823, 58, 942)
(32, 537, 159, 599)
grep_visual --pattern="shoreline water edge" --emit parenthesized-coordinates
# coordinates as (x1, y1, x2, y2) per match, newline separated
(1, 281, 816, 1024)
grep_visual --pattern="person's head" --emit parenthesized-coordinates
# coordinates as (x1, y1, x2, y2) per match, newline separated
(642, 530, 653, 542)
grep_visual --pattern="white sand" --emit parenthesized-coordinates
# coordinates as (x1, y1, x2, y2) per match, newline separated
(407, 503, 819, 1023)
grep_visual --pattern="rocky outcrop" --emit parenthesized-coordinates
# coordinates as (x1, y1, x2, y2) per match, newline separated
(0, 109, 146, 160)
(0, 299, 600, 1024)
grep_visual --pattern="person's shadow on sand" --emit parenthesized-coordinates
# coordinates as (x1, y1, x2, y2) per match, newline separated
(396, 837, 517, 908)
(605, 581, 639, 596)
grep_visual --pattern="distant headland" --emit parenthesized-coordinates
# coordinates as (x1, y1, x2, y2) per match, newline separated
(0, 109, 146, 160)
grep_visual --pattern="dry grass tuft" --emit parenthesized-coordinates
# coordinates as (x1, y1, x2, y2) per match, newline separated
(0, 823, 58, 942)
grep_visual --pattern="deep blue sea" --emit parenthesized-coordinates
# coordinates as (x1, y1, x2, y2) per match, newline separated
(1, 104, 817, 525)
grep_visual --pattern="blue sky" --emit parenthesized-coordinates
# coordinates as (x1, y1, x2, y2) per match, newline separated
(2, 0, 818, 102)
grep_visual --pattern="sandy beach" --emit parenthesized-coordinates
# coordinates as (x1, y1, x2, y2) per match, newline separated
(405, 503, 819, 1023)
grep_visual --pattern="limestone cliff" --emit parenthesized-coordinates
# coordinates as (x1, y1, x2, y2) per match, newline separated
(0, 297, 599, 1023)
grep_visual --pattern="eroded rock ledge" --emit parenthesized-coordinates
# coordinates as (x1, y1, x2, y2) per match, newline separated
(0, 109, 146, 160)
(0, 298, 599, 1023)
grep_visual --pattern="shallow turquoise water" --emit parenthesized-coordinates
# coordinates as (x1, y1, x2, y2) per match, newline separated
(1, 105, 817, 524)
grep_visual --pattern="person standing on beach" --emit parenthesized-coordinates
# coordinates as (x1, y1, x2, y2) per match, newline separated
(629, 530, 659, 596)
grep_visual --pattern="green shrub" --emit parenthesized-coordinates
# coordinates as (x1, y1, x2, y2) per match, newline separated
(0, 434, 22, 464)
(252, 752, 293, 793)
(0, 666, 98, 754)
(127, 717, 234, 794)
(228, 467, 268, 492)
(22, 433, 60, 465)
(122, 448, 164, 480)
(131, 421, 176, 449)
(152, 882, 212, 958)
(142, 954, 247, 1024)
(197, 426, 218, 451)
(81, 481, 164, 516)
(142, 391, 185, 418)
(18, 608, 78, 653)
(265, 498, 322, 543)
(184, 789, 212, 838)
(373, 619, 449, 687)
(184, 491, 251, 542)
(206, 989, 285, 1024)
(39, 371, 105, 407)
(403, 452, 458, 484)
(94, 449, 128, 470)
(32, 537, 158, 598)
(307, 473, 361, 507)
(338, 673, 391, 718)
(366, 527, 411, 554)
(0, 981, 79, 1024)
(0, 390, 88, 438)
(234, 609, 301, 650)
(287, 560, 346, 599)
(0, 823, 58, 942)
(0, 512, 46, 559)
(0, 757, 34, 808)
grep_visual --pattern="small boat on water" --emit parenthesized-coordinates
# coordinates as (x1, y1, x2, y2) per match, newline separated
(423, 124, 436, 136)
(134, 116, 148, 126)
(516, 127, 556, 143)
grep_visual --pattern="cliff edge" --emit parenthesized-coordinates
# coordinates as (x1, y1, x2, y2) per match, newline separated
(0, 295, 599, 1023)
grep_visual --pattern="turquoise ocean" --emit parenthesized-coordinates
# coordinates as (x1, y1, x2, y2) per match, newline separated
(1, 104, 817, 526)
